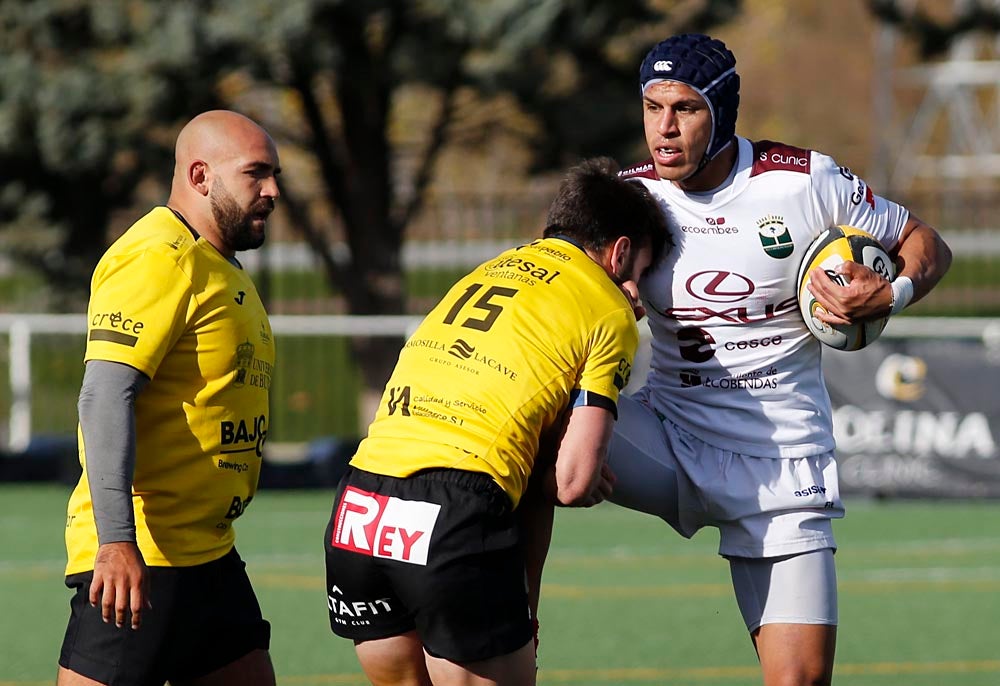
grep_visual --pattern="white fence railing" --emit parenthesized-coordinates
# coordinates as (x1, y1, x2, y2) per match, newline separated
(0, 313, 425, 452)
(2, 313, 1000, 453)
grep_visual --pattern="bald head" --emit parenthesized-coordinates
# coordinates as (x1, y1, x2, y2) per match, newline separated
(173, 111, 271, 177)
(168, 110, 281, 257)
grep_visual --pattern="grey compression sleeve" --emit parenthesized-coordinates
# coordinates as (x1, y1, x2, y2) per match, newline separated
(77, 360, 150, 545)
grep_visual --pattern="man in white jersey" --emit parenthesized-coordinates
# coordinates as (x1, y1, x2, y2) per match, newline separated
(609, 33, 952, 685)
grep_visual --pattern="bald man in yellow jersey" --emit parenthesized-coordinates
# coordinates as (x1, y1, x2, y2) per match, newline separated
(58, 111, 280, 686)
(323, 158, 671, 686)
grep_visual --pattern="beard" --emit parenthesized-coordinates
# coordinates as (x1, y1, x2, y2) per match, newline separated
(210, 179, 271, 253)
(611, 251, 636, 286)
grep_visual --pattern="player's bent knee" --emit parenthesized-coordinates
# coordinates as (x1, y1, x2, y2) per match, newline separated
(760, 660, 833, 686)
(606, 395, 681, 522)
(425, 639, 536, 686)
(755, 623, 836, 686)
(354, 632, 431, 686)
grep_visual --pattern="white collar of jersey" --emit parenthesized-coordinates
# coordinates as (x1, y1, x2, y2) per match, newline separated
(657, 136, 752, 208)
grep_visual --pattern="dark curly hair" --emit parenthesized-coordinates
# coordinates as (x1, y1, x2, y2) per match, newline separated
(543, 157, 671, 267)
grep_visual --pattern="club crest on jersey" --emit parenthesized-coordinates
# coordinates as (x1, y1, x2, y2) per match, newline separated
(233, 340, 272, 390)
(756, 216, 794, 259)
(233, 341, 255, 387)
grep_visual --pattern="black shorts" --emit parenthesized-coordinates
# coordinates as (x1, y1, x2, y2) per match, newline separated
(324, 467, 532, 663)
(58, 547, 270, 686)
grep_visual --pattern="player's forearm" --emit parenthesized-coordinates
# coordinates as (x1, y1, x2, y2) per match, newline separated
(895, 216, 952, 306)
(550, 406, 614, 506)
(78, 360, 149, 545)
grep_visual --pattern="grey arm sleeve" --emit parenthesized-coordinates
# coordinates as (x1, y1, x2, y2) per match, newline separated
(78, 360, 150, 545)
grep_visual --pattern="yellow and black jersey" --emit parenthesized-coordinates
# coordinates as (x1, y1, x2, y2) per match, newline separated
(65, 207, 274, 573)
(351, 237, 638, 507)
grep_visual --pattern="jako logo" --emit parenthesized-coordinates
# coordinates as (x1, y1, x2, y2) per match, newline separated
(653, 60, 673, 72)
(331, 487, 440, 565)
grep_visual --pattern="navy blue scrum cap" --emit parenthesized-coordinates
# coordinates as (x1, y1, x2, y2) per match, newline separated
(639, 33, 740, 162)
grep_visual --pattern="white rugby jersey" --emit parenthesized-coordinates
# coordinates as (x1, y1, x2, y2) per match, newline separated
(622, 137, 909, 457)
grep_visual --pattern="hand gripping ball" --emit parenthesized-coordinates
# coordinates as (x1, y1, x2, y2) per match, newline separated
(796, 225, 895, 351)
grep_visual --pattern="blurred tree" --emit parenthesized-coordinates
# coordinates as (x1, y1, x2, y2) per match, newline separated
(245, 0, 741, 415)
(867, 0, 1000, 56)
(0, 1, 228, 307)
(0, 0, 741, 419)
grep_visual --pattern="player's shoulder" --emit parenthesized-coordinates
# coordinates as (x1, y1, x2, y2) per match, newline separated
(748, 139, 817, 177)
(618, 158, 658, 181)
(106, 207, 197, 259)
(750, 138, 853, 179)
(96, 207, 199, 280)
(519, 243, 635, 327)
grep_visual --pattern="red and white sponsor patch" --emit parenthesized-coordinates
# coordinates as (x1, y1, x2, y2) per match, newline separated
(331, 486, 440, 566)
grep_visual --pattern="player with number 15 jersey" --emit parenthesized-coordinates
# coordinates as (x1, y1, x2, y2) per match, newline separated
(352, 236, 638, 507)
(323, 158, 669, 685)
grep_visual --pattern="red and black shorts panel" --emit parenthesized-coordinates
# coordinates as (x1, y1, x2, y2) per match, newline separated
(324, 467, 533, 663)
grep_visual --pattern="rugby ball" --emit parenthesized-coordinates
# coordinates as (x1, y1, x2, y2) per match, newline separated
(796, 225, 894, 351)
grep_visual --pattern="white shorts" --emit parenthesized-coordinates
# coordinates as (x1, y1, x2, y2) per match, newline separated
(607, 391, 844, 558)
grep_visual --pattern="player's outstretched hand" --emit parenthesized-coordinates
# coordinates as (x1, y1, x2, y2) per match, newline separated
(807, 261, 892, 325)
(90, 541, 150, 630)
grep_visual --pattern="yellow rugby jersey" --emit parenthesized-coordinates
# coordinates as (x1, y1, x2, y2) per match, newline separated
(65, 207, 274, 574)
(351, 237, 638, 507)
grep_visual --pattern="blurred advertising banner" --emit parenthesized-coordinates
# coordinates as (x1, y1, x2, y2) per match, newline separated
(824, 338, 1000, 497)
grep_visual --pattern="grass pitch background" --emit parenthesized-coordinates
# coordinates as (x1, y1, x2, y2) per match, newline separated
(2, 484, 999, 685)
